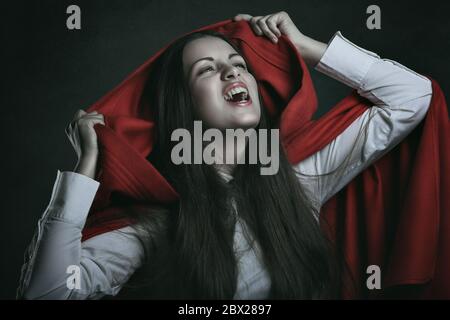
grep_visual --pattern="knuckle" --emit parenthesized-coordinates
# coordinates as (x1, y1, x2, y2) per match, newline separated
(73, 110, 85, 121)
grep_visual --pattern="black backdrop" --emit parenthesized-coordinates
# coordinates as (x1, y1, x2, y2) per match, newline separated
(2, 0, 449, 299)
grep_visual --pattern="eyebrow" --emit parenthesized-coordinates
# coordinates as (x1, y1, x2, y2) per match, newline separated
(188, 53, 242, 76)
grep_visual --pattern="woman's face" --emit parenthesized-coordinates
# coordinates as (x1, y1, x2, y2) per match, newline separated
(183, 36, 261, 130)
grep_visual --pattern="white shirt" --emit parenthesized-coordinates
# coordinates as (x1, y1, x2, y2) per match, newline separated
(17, 31, 432, 300)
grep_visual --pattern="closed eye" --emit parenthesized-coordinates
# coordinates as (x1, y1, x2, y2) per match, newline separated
(234, 63, 247, 70)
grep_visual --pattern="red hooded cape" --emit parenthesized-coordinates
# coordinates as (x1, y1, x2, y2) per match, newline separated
(82, 19, 450, 299)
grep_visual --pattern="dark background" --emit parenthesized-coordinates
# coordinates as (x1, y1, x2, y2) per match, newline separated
(1, 0, 449, 299)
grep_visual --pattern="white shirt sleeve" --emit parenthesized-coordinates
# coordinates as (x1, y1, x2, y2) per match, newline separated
(17, 170, 146, 300)
(293, 31, 433, 209)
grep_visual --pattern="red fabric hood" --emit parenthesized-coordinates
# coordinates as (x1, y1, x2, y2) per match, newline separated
(82, 19, 450, 299)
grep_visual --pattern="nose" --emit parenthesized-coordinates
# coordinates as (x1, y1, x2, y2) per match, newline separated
(222, 64, 241, 80)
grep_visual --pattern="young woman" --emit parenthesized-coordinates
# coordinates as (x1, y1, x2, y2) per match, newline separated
(18, 12, 432, 299)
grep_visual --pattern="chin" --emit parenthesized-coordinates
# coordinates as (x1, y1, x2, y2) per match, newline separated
(231, 114, 260, 129)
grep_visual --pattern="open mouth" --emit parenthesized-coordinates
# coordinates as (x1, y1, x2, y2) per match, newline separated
(223, 84, 251, 105)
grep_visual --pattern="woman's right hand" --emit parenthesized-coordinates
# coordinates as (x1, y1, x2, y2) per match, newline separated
(65, 110, 105, 179)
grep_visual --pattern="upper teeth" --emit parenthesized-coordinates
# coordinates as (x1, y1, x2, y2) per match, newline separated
(224, 86, 248, 101)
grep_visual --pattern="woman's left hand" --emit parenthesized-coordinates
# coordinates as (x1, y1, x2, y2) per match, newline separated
(233, 11, 305, 44)
(234, 12, 327, 67)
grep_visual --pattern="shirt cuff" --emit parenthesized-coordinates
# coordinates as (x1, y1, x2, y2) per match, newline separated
(46, 170, 100, 226)
(315, 31, 380, 89)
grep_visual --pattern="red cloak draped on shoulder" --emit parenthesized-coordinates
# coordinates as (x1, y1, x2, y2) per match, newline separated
(82, 20, 450, 299)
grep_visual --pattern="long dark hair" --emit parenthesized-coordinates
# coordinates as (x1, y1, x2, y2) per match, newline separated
(124, 30, 342, 299)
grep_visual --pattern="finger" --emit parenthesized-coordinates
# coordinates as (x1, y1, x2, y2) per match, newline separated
(77, 116, 105, 127)
(65, 124, 72, 136)
(85, 114, 105, 123)
(65, 121, 76, 144)
(90, 118, 106, 127)
(74, 109, 97, 120)
(250, 16, 263, 36)
(82, 114, 104, 120)
(72, 123, 81, 149)
(95, 114, 105, 125)
(266, 16, 282, 38)
(257, 17, 278, 43)
(70, 115, 104, 130)
(67, 119, 76, 132)
(73, 109, 86, 121)
(233, 13, 252, 21)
